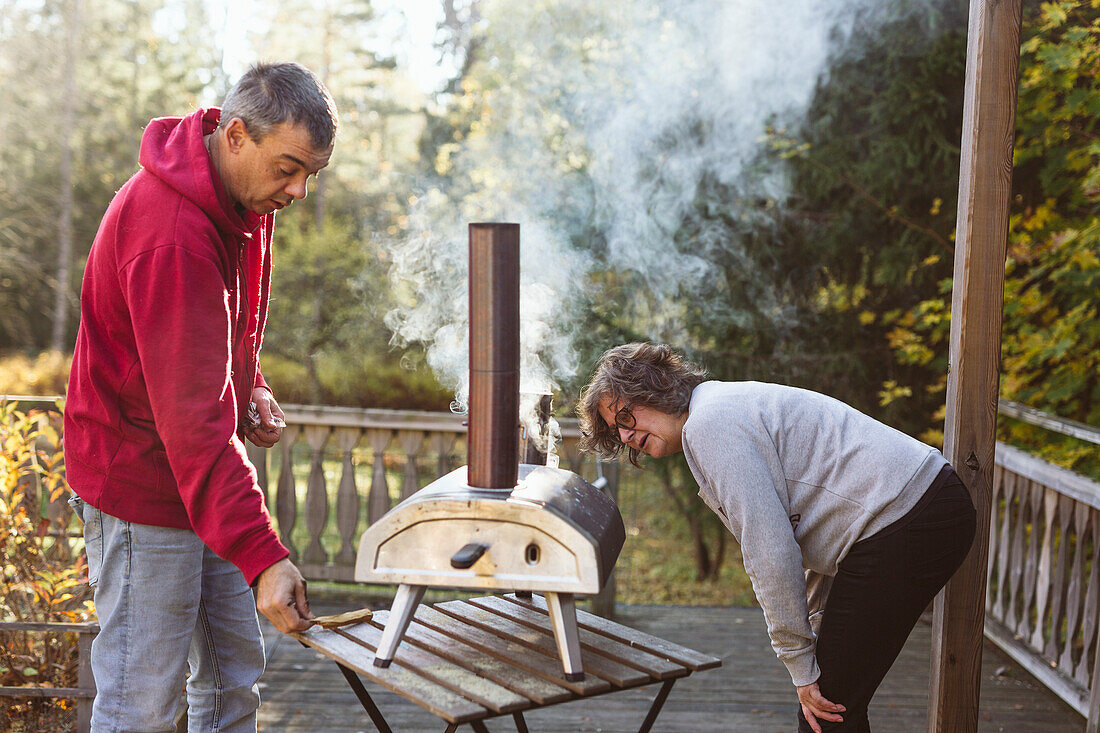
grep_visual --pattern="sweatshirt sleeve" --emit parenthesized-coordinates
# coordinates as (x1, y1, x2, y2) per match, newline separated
(121, 244, 288, 585)
(684, 412, 821, 687)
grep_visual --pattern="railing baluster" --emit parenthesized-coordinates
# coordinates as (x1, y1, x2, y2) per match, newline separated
(367, 429, 393, 524)
(430, 432, 457, 479)
(1032, 486, 1058, 650)
(303, 425, 332, 566)
(1007, 474, 1029, 631)
(246, 442, 269, 510)
(1061, 503, 1090, 677)
(334, 427, 363, 566)
(562, 438, 584, 476)
(276, 425, 301, 564)
(1048, 494, 1074, 662)
(986, 464, 1003, 613)
(1076, 510, 1100, 686)
(398, 430, 424, 500)
(993, 468, 1014, 621)
(1019, 481, 1043, 639)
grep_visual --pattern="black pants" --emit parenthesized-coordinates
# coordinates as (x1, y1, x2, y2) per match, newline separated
(797, 465, 976, 732)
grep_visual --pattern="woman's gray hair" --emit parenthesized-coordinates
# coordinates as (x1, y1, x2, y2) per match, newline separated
(576, 343, 708, 466)
(220, 62, 339, 151)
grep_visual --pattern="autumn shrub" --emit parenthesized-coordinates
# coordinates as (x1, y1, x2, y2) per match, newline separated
(0, 351, 71, 396)
(0, 400, 94, 731)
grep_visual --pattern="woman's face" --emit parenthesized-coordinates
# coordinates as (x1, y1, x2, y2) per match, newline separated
(597, 395, 688, 459)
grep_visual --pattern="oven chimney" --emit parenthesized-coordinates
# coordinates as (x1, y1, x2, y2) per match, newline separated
(467, 222, 520, 489)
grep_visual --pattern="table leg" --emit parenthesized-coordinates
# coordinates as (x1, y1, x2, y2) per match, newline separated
(337, 663, 393, 733)
(512, 711, 530, 733)
(637, 679, 676, 733)
(470, 721, 492, 733)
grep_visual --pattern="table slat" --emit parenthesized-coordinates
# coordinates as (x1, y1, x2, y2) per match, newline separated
(380, 615, 574, 706)
(435, 600, 652, 688)
(469, 596, 688, 680)
(505, 594, 723, 671)
(413, 605, 612, 696)
(350, 611, 530, 714)
(293, 622, 487, 724)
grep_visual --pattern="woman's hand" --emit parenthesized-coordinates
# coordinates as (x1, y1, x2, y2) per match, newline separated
(797, 681, 845, 733)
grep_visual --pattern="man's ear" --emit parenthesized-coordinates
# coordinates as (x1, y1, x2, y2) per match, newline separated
(223, 118, 250, 154)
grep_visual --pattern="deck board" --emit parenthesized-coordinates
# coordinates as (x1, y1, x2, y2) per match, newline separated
(257, 600, 1084, 732)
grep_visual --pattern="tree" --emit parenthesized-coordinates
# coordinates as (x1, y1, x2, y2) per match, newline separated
(51, 0, 81, 352)
(0, 0, 222, 354)
(884, 1, 1099, 475)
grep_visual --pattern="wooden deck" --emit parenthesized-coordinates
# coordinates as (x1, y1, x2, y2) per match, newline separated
(256, 599, 1083, 732)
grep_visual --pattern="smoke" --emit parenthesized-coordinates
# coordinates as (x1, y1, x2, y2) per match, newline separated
(385, 0, 945, 422)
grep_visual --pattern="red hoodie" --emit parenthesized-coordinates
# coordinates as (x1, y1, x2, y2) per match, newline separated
(65, 107, 288, 585)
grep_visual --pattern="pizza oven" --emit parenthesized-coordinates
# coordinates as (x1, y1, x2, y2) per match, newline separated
(355, 223, 625, 681)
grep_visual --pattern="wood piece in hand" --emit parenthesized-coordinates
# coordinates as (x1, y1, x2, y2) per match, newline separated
(311, 608, 374, 629)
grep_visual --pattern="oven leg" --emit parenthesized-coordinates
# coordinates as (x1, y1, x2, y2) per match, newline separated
(636, 678, 676, 733)
(336, 663, 393, 733)
(545, 592, 584, 681)
(373, 584, 426, 668)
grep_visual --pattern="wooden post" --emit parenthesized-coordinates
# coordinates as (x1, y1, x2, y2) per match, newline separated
(929, 1, 1023, 731)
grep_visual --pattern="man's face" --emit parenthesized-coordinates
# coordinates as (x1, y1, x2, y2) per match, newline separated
(597, 395, 686, 459)
(223, 118, 332, 216)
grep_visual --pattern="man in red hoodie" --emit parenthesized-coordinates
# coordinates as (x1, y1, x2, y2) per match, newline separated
(64, 62, 338, 731)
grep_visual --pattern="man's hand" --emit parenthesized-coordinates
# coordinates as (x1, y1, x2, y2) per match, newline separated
(255, 558, 314, 633)
(797, 681, 845, 733)
(244, 387, 285, 448)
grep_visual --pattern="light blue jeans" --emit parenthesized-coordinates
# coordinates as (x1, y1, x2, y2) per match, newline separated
(70, 495, 265, 733)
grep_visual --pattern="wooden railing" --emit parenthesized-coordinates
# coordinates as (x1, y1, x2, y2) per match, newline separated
(986, 403, 1100, 727)
(985, 443, 1100, 722)
(0, 621, 98, 731)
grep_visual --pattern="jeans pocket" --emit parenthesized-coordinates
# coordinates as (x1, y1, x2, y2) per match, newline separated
(67, 494, 84, 523)
(74, 499, 104, 587)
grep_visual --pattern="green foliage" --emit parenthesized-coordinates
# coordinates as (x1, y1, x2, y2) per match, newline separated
(261, 351, 451, 411)
(0, 401, 94, 727)
(263, 209, 452, 410)
(995, 0, 1100, 475)
(758, 3, 968, 433)
(1002, 0, 1100, 428)
(883, 1, 1100, 471)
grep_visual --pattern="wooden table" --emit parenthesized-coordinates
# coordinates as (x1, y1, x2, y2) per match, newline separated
(292, 593, 722, 732)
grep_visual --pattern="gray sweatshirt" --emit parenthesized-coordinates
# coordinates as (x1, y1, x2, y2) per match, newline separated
(680, 381, 947, 687)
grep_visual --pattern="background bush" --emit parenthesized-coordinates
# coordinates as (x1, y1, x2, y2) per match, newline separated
(0, 401, 94, 730)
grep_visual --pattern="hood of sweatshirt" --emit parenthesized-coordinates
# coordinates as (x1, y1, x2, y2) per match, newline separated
(138, 107, 262, 241)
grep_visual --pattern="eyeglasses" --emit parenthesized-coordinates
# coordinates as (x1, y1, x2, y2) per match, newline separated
(614, 405, 636, 431)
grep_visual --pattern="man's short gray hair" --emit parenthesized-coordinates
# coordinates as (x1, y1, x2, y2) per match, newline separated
(220, 62, 339, 151)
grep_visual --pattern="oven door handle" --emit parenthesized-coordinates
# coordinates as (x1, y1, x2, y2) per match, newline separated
(450, 542, 488, 569)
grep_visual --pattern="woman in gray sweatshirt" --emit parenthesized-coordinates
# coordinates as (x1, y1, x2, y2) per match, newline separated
(577, 342, 976, 733)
